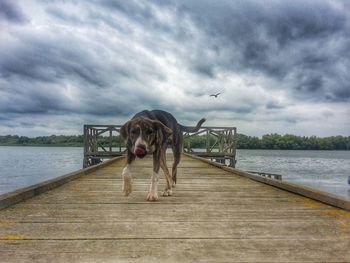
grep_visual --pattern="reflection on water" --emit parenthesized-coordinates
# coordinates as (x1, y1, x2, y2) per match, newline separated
(0, 147, 349, 200)
(236, 149, 350, 200)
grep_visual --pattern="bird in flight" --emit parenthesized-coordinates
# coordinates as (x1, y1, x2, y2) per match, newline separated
(209, 92, 221, 98)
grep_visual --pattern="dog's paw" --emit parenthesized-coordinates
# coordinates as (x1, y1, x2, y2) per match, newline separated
(146, 191, 159, 201)
(122, 180, 132, 196)
(162, 188, 173, 197)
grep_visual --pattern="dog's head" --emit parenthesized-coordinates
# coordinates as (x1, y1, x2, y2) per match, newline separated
(120, 117, 172, 158)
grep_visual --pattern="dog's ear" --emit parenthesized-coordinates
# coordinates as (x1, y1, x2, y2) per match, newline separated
(151, 120, 173, 139)
(120, 121, 131, 139)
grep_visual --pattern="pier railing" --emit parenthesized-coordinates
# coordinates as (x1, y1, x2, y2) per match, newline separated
(183, 127, 237, 167)
(83, 125, 123, 168)
(83, 124, 237, 168)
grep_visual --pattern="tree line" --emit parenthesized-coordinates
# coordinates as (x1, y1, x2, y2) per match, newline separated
(0, 135, 85, 146)
(180, 133, 350, 150)
(0, 133, 349, 150)
(236, 134, 350, 150)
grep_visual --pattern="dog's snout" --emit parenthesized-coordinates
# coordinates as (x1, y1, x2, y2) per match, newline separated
(135, 144, 147, 158)
(136, 144, 146, 151)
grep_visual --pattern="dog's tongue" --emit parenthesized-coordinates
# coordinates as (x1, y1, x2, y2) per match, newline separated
(135, 147, 146, 158)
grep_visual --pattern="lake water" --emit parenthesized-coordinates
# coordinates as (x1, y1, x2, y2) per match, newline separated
(236, 149, 350, 200)
(0, 147, 349, 200)
(0, 147, 83, 194)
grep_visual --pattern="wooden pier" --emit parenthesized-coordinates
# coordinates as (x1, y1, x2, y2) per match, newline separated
(0, 153, 349, 262)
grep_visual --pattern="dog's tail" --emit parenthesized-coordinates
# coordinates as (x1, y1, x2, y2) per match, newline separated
(179, 118, 206, 133)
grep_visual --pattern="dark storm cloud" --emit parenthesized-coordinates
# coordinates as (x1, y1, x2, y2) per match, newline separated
(168, 0, 350, 102)
(0, 3, 162, 117)
(95, 0, 153, 19)
(0, 35, 111, 87)
(0, 0, 186, 121)
(0, 115, 10, 121)
(266, 101, 286, 110)
(0, 0, 27, 23)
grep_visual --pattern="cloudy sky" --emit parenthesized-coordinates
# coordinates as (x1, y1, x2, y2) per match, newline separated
(0, 0, 349, 137)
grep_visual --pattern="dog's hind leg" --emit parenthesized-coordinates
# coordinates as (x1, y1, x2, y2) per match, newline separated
(171, 136, 182, 187)
(122, 151, 135, 196)
(160, 151, 173, 197)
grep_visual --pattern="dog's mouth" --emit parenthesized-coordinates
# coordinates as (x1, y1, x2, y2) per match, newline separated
(134, 145, 147, 158)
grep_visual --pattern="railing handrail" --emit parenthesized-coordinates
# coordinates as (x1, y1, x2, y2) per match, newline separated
(84, 124, 236, 129)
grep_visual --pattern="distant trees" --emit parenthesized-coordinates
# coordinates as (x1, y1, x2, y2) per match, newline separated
(0, 133, 349, 150)
(236, 133, 350, 150)
(0, 135, 84, 146)
(183, 133, 350, 150)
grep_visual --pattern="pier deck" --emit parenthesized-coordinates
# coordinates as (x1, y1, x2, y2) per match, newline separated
(0, 154, 349, 262)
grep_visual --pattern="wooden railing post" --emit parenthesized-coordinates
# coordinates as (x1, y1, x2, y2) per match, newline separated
(206, 129, 210, 153)
(83, 125, 89, 168)
(109, 129, 112, 152)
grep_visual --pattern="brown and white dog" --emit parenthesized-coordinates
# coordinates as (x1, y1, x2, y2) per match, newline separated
(120, 110, 206, 201)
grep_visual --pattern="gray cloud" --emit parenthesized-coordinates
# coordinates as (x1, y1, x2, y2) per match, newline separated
(0, 0, 27, 23)
(0, 0, 349, 136)
(170, 0, 350, 102)
(266, 101, 286, 110)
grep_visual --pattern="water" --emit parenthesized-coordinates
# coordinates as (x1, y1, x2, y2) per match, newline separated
(0, 146, 83, 194)
(236, 149, 350, 199)
(0, 147, 349, 200)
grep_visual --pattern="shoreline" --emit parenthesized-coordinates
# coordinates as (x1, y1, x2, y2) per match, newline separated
(1, 145, 349, 151)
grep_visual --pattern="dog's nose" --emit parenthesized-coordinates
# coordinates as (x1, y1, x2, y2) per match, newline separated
(136, 144, 146, 151)
(135, 144, 147, 158)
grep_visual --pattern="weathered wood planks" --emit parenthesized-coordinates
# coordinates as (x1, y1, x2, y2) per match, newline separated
(0, 154, 349, 262)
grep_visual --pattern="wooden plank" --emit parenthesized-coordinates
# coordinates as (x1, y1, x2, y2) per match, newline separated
(56, 181, 281, 190)
(3, 195, 317, 207)
(1, 204, 348, 223)
(32, 195, 317, 206)
(1, 239, 349, 263)
(1, 220, 349, 239)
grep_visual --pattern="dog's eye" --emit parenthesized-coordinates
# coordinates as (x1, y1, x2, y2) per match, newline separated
(145, 129, 153, 135)
(130, 128, 139, 135)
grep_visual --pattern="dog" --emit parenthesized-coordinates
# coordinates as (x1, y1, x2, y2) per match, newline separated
(120, 109, 206, 201)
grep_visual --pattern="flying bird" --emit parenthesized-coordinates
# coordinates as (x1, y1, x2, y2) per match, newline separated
(209, 92, 221, 98)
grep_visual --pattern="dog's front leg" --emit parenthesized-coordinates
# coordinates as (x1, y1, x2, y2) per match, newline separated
(147, 152, 160, 201)
(122, 152, 135, 196)
(122, 164, 133, 196)
(146, 171, 159, 201)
